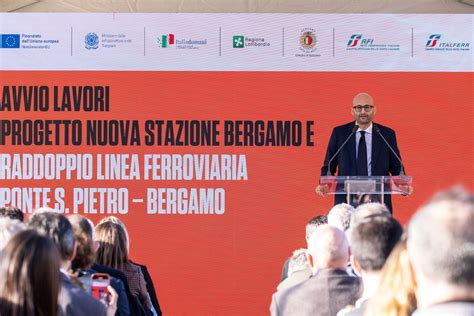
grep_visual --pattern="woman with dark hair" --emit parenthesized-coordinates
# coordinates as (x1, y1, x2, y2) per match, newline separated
(95, 221, 152, 314)
(0, 229, 61, 316)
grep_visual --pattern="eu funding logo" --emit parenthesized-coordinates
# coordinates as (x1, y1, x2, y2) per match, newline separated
(346, 34, 400, 51)
(0, 34, 20, 48)
(158, 34, 174, 48)
(233, 35, 270, 48)
(425, 34, 470, 51)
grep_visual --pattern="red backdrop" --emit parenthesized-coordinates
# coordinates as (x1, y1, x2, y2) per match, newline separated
(1, 71, 473, 315)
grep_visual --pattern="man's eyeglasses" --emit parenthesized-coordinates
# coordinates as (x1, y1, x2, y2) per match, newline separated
(352, 105, 374, 112)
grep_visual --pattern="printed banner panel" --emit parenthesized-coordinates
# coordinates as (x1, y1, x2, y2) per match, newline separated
(0, 13, 472, 71)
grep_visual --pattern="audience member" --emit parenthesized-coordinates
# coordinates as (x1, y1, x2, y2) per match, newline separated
(68, 215, 131, 316)
(270, 225, 360, 316)
(0, 229, 60, 316)
(280, 214, 327, 281)
(407, 187, 474, 315)
(350, 202, 390, 228)
(99, 216, 162, 316)
(276, 248, 312, 291)
(95, 221, 152, 314)
(364, 236, 417, 316)
(0, 206, 24, 222)
(0, 217, 25, 250)
(28, 211, 117, 316)
(339, 214, 403, 316)
(328, 203, 355, 232)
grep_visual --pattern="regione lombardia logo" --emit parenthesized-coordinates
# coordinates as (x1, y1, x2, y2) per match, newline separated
(233, 36, 244, 48)
(426, 34, 441, 48)
(85, 33, 99, 49)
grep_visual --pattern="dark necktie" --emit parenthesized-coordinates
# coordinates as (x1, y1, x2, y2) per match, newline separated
(357, 131, 368, 176)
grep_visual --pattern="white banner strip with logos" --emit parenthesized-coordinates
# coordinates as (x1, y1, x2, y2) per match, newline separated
(0, 13, 472, 71)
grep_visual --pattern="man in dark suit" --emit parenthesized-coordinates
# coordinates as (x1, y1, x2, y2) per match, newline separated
(341, 212, 403, 316)
(315, 92, 411, 212)
(270, 225, 360, 316)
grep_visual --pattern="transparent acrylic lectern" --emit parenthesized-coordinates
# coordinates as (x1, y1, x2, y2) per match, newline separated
(319, 176, 412, 206)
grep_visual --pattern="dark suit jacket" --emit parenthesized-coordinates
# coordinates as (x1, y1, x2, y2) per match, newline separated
(270, 268, 361, 316)
(321, 121, 403, 212)
(130, 260, 162, 316)
(82, 267, 130, 316)
(92, 263, 149, 316)
(58, 272, 106, 316)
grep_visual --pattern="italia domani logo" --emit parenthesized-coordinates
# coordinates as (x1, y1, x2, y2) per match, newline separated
(346, 34, 400, 51)
(232, 35, 270, 48)
(158, 34, 207, 49)
(425, 34, 470, 51)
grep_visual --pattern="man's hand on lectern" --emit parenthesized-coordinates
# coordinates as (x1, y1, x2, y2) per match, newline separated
(315, 184, 329, 197)
(402, 185, 414, 196)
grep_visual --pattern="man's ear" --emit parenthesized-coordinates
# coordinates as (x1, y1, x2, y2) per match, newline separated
(69, 240, 77, 261)
(350, 255, 362, 275)
(93, 240, 100, 252)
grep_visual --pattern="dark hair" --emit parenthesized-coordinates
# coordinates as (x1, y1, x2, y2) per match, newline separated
(27, 212, 76, 261)
(306, 215, 328, 239)
(350, 215, 403, 271)
(69, 215, 95, 271)
(0, 206, 24, 222)
(0, 229, 60, 316)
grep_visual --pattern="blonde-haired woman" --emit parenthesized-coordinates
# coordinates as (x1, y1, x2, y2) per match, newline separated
(364, 237, 417, 316)
(95, 221, 152, 313)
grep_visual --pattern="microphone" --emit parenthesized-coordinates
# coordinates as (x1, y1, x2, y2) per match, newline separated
(373, 123, 406, 176)
(326, 125, 358, 176)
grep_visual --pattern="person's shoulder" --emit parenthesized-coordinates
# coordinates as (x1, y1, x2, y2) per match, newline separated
(374, 122, 396, 135)
(59, 274, 106, 315)
(92, 263, 128, 281)
(334, 122, 355, 130)
(412, 302, 474, 316)
(123, 261, 145, 277)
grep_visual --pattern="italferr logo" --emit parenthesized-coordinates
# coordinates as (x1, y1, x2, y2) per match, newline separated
(425, 34, 470, 51)
(426, 34, 441, 48)
(347, 34, 362, 47)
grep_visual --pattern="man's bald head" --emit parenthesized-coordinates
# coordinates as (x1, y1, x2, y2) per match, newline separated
(308, 225, 350, 272)
(352, 92, 376, 128)
(352, 92, 374, 106)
